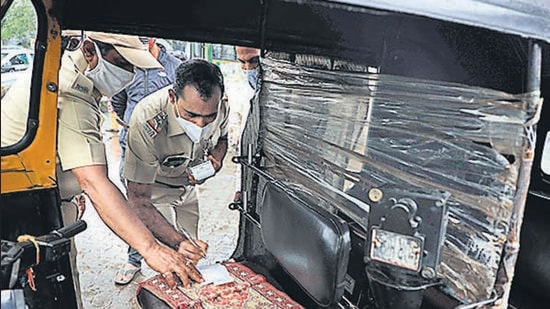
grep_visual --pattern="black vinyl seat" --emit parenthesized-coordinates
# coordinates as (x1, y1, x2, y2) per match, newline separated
(260, 182, 351, 308)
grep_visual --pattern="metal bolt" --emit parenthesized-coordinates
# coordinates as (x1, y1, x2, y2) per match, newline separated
(28, 119, 38, 129)
(46, 82, 58, 92)
(421, 267, 436, 279)
(368, 188, 383, 202)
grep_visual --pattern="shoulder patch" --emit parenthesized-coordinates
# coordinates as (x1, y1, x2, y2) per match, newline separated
(144, 111, 168, 138)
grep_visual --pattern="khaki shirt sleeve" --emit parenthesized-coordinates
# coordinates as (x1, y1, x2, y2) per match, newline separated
(0, 74, 31, 147)
(56, 63, 106, 171)
(123, 109, 159, 184)
(57, 94, 106, 170)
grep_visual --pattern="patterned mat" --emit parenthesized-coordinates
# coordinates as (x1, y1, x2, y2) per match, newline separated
(137, 262, 304, 309)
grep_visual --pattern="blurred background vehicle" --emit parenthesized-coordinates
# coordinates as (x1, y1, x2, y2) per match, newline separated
(1, 48, 34, 72)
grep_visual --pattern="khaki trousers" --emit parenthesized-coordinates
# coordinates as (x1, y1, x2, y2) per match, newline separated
(126, 182, 199, 267)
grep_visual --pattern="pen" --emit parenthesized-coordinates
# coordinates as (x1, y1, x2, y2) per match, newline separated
(179, 228, 207, 258)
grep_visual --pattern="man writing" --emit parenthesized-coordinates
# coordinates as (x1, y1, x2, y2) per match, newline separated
(110, 37, 183, 285)
(1, 32, 204, 301)
(121, 59, 229, 287)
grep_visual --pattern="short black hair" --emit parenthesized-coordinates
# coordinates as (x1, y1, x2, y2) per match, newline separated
(173, 59, 224, 100)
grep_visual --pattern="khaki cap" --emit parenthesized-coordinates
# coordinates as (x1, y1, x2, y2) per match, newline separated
(86, 31, 162, 69)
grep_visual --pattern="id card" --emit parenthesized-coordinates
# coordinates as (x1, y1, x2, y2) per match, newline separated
(189, 161, 215, 181)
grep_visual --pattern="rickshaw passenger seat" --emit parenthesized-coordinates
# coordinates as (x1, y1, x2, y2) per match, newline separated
(260, 182, 351, 308)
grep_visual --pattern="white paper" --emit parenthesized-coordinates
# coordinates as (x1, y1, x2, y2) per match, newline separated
(189, 161, 215, 181)
(197, 263, 234, 286)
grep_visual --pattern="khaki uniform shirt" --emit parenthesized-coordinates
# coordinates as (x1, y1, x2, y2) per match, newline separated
(1, 50, 105, 198)
(2, 50, 105, 168)
(123, 86, 229, 187)
(1, 72, 32, 146)
(56, 51, 106, 171)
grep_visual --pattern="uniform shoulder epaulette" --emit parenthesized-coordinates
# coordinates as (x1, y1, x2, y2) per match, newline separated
(144, 111, 168, 138)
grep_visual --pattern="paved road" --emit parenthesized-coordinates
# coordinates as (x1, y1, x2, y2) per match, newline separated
(75, 64, 247, 308)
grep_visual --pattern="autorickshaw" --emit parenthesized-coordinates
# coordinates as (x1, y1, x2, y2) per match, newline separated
(1, 0, 549, 308)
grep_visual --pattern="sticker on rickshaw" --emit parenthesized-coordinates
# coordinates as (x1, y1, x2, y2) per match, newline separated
(370, 228, 423, 271)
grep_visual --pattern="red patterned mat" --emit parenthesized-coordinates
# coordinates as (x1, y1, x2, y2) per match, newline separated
(137, 262, 304, 309)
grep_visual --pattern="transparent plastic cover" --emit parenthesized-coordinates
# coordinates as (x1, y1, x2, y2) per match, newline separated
(245, 55, 542, 303)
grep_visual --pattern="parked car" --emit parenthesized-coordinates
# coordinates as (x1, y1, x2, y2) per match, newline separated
(1, 0, 549, 309)
(1, 49, 34, 73)
(1, 44, 25, 50)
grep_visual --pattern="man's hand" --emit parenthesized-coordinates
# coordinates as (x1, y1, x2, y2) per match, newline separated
(233, 191, 241, 203)
(142, 243, 204, 288)
(177, 239, 208, 264)
(207, 154, 222, 172)
(72, 192, 88, 220)
(187, 136, 227, 185)
(186, 156, 220, 185)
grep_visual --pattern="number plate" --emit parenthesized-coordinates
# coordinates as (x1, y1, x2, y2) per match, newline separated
(370, 229, 422, 271)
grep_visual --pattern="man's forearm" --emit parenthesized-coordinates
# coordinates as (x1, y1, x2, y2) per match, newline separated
(126, 181, 186, 248)
(110, 90, 128, 119)
(71, 164, 204, 286)
(71, 165, 159, 255)
(211, 136, 228, 167)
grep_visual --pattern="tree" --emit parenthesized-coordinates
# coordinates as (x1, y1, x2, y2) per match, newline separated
(1, 0, 37, 49)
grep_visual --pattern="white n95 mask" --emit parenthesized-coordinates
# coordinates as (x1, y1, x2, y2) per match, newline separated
(84, 42, 135, 97)
(176, 117, 214, 143)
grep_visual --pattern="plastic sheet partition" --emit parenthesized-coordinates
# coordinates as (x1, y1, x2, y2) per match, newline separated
(255, 56, 541, 303)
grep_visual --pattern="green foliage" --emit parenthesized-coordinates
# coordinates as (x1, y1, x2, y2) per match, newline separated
(1, 0, 37, 49)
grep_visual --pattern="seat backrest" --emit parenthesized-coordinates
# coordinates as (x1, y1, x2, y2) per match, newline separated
(260, 182, 351, 307)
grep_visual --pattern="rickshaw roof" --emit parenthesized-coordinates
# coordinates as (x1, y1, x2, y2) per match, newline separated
(336, 0, 549, 43)
(57, 0, 549, 46)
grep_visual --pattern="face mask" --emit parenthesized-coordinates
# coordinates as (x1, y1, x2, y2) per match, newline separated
(176, 117, 214, 143)
(84, 42, 135, 97)
(244, 67, 259, 90)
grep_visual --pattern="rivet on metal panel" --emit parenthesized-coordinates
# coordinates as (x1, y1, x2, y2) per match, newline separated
(50, 28, 59, 38)
(368, 188, 383, 202)
(421, 267, 436, 279)
(46, 82, 58, 92)
(55, 274, 66, 282)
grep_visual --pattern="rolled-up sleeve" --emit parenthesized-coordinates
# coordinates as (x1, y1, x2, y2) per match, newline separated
(57, 94, 106, 171)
